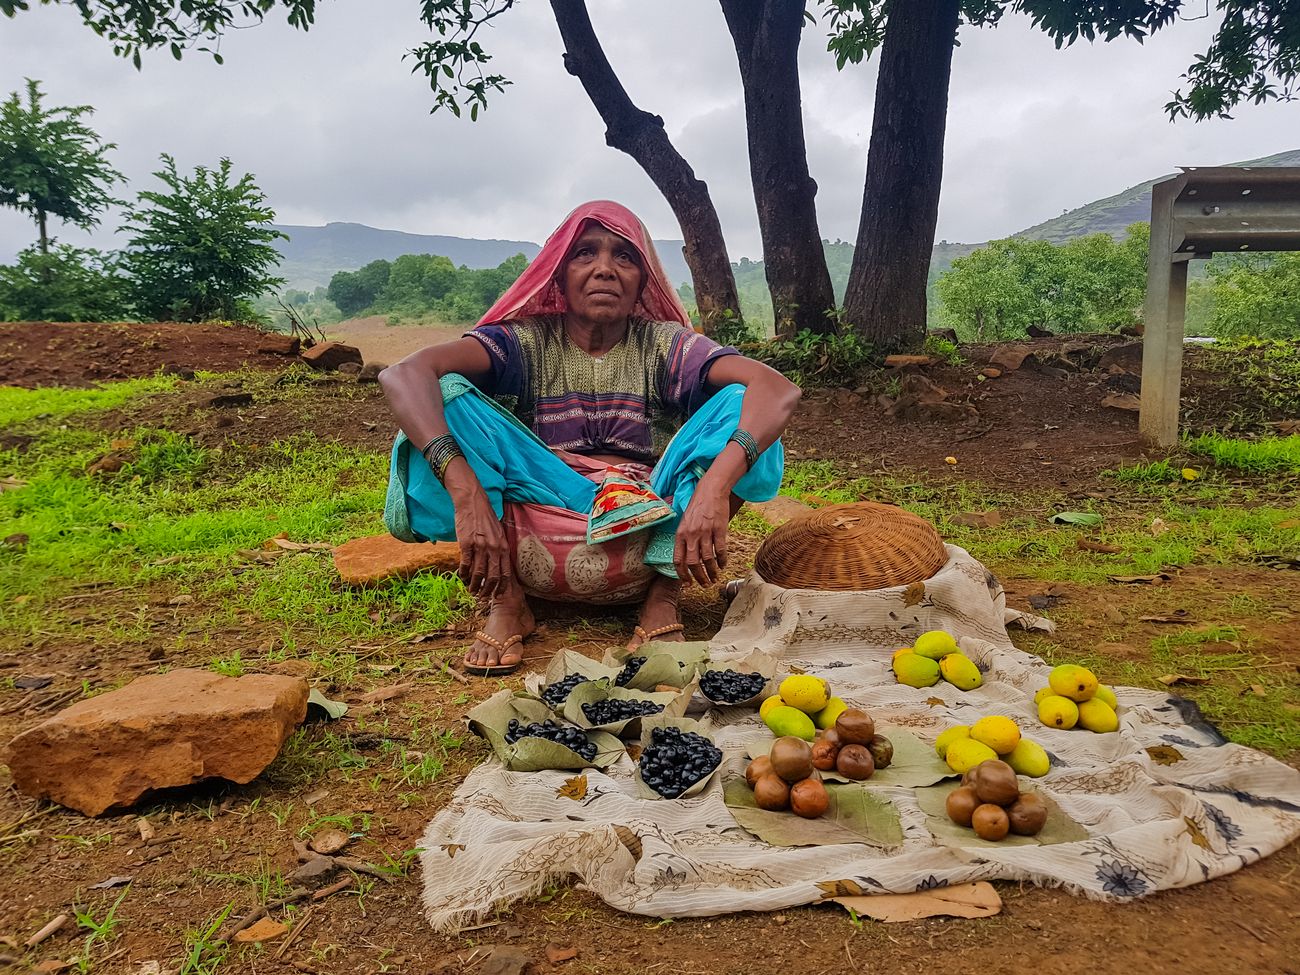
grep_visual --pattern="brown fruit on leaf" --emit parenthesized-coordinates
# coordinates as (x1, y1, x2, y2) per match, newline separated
(945, 785, 980, 827)
(1007, 792, 1048, 836)
(971, 803, 1010, 841)
(811, 739, 840, 771)
(790, 778, 830, 818)
(820, 728, 842, 749)
(753, 773, 790, 811)
(971, 759, 1019, 807)
(835, 743, 876, 780)
(745, 755, 773, 789)
(866, 734, 893, 769)
(770, 736, 815, 783)
(834, 708, 876, 745)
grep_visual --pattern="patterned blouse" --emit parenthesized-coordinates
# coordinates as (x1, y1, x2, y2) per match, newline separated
(467, 315, 738, 464)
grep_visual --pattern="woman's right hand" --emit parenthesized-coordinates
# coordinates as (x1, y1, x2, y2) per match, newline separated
(446, 466, 510, 600)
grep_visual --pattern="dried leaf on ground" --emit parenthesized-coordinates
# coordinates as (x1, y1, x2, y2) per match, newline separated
(1049, 511, 1103, 527)
(1139, 610, 1196, 624)
(1157, 673, 1211, 687)
(88, 875, 133, 890)
(545, 944, 579, 963)
(1102, 605, 1126, 624)
(359, 683, 412, 704)
(308, 829, 349, 855)
(302, 788, 330, 806)
(1101, 392, 1140, 411)
(1077, 538, 1122, 554)
(480, 946, 532, 975)
(902, 581, 926, 606)
(950, 510, 1002, 528)
(137, 818, 156, 842)
(829, 881, 1002, 922)
(0, 476, 28, 492)
(167, 594, 194, 606)
(266, 536, 333, 552)
(1108, 572, 1175, 585)
(13, 675, 53, 690)
(1244, 685, 1267, 698)
(1150, 517, 1170, 537)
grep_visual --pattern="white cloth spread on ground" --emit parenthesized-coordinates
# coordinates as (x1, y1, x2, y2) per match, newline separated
(419, 546, 1300, 932)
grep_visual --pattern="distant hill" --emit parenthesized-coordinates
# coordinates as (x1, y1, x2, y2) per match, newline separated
(272, 221, 692, 292)
(1012, 147, 1300, 244)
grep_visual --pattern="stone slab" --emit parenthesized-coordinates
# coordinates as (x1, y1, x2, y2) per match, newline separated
(3, 670, 308, 816)
(332, 534, 462, 585)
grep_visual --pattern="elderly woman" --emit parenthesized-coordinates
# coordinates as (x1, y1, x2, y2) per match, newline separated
(380, 201, 800, 676)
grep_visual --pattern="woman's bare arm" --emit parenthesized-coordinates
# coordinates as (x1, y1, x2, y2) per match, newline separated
(673, 355, 802, 586)
(378, 337, 511, 597)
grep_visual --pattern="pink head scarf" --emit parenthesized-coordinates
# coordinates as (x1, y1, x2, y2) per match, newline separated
(475, 200, 692, 329)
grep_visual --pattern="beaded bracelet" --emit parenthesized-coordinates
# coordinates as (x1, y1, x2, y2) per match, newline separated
(728, 428, 760, 471)
(420, 434, 465, 483)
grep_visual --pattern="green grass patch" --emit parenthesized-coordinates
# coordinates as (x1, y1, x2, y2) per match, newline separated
(778, 461, 1300, 584)
(1, 415, 468, 651)
(1186, 432, 1300, 475)
(0, 376, 177, 429)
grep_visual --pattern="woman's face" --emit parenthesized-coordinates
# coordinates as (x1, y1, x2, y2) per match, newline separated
(562, 225, 644, 326)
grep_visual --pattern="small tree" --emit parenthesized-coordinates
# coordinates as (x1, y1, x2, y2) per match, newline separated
(1202, 253, 1300, 339)
(122, 155, 285, 322)
(0, 244, 131, 322)
(0, 79, 123, 256)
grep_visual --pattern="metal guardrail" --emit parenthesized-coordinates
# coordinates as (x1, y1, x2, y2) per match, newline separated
(1139, 167, 1300, 447)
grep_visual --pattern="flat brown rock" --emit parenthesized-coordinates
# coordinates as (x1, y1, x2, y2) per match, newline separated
(3, 670, 308, 816)
(300, 341, 363, 371)
(333, 534, 461, 585)
(884, 354, 936, 369)
(747, 496, 814, 528)
(988, 347, 1037, 372)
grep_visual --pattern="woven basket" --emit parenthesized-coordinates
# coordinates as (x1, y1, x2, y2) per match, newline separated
(753, 501, 947, 591)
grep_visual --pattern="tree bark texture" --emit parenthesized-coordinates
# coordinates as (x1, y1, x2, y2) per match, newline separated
(720, 0, 836, 338)
(549, 0, 741, 334)
(843, 0, 960, 352)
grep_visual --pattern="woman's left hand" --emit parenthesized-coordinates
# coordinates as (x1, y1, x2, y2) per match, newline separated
(674, 486, 730, 587)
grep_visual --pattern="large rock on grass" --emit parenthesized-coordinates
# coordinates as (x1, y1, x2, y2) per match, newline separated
(300, 341, 363, 371)
(3, 670, 308, 816)
(333, 534, 461, 585)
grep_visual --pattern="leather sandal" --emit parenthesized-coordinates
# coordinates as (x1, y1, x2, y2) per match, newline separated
(631, 622, 685, 649)
(463, 631, 525, 677)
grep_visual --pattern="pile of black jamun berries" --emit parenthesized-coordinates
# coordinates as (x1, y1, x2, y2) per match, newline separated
(699, 669, 767, 703)
(614, 656, 647, 687)
(541, 673, 590, 709)
(504, 718, 596, 761)
(581, 698, 664, 725)
(638, 727, 723, 798)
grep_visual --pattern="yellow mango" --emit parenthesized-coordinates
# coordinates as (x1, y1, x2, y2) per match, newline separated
(1077, 698, 1119, 733)
(1005, 738, 1051, 777)
(764, 704, 817, 741)
(939, 652, 982, 691)
(1038, 694, 1079, 730)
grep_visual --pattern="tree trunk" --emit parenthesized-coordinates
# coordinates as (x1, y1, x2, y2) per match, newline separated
(842, 0, 960, 352)
(37, 210, 49, 256)
(549, 0, 741, 335)
(720, 0, 836, 338)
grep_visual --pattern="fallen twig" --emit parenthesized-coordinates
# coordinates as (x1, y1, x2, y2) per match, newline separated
(223, 887, 311, 938)
(333, 856, 398, 882)
(440, 661, 471, 686)
(0, 692, 35, 716)
(0, 805, 57, 837)
(311, 877, 353, 901)
(274, 906, 315, 960)
(1231, 918, 1268, 944)
(24, 913, 69, 947)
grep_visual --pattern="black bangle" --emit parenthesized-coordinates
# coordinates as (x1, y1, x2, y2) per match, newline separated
(728, 429, 760, 471)
(421, 434, 464, 483)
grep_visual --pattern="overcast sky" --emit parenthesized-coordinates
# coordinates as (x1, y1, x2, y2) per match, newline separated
(1, 1, 1297, 266)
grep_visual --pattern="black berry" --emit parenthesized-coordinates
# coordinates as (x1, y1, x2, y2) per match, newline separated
(581, 697, 664, 725)
(615, 656, 647, 687)
(505, 718, 597, 762)
(541, 673, 590, 709)
(700, 669, 767, 703)
(638, 726, 723, 799)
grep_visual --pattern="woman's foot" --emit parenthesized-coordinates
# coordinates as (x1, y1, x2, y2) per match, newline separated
(463, 591, 536, 676)
(627, 576, 685, 651)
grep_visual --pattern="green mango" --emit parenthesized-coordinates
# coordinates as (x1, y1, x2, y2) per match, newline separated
(939, 652, 983, 691)
(892, 652, 941, 688)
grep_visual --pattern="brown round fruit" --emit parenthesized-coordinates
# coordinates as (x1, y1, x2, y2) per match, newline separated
(790, 778, 830, 819)
(971, 759, 1019, 807)
(770, 736, 815, 783)
(834, 708, 876, 745)
(866, 734, 894, 769)
(971, 803, 1011, 841)
(820, 728, 842, 749)
(835, 743, 876, 780)
(753, 773, 791, 811)
(945, 785, 980, 827)
(745, 755, 773, 789)
(1007, 792, 1048, 836)
(811, 739, 840, 771)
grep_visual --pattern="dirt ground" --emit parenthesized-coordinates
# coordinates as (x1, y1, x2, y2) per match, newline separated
(2, 322, 1298, 975)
